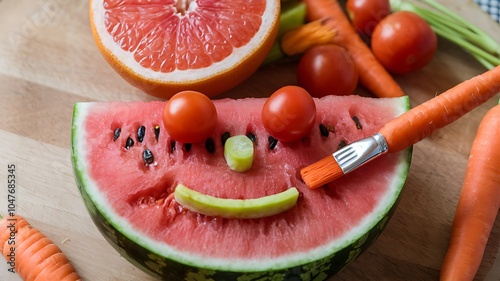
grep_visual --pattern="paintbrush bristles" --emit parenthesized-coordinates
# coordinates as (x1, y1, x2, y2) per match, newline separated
(301, 155, 344, 189)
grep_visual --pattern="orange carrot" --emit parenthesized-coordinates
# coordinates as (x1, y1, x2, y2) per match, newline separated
(302, 0, 406, 98)
(440, 100, 500, 281)
(0, 215, 81, 281)
(379, 65, 500, 153)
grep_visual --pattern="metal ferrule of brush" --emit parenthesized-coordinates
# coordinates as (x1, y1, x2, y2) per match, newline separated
(332, 133, 389, 174)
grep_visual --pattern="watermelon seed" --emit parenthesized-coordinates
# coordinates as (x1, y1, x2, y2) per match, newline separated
(205, 138, 215, 154)
(319, 124, 329, 137)
(268, 136, 278, 150)
(154, 125, 160, 141)
(352, 116, 363, 130)
(338, 140, 347, 150)
(113, 128, 121, 141)
(221, 132, 230, 146)
(143, 148, 154, 164)
(184, 143, 192, 152)
(170, 140, 176, 153)
(137, 126, 146, 142)
(246, 132, 257, 144)
(125, 137, 134, 150)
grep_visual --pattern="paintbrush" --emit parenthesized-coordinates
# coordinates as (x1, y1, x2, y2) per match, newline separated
(301, 66, 500, 189)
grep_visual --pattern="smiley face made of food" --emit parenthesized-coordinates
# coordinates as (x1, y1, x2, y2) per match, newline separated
(163, 88, 315, 219)
(71, 87, 410, 280)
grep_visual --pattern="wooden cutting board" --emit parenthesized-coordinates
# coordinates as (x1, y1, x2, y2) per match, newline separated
(0, 0, 499, 280)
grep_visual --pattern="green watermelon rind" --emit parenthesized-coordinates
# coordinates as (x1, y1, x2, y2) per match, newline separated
(71, 96, 412, 280)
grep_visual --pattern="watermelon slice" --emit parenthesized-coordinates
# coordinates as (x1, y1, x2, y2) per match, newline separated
(71, 95, 412, 280)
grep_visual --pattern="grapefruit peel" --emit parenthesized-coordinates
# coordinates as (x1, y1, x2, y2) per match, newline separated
(174, 184, 299, 219)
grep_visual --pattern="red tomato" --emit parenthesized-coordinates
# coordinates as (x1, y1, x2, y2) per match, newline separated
(163, 90, 217, 143)
(371, 11, 437, 75)
(262, 86, 316, 142)
(346, 0, 391, 36)
(297, 44, 358, 97)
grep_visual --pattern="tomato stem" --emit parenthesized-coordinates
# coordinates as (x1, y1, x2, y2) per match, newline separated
(390, 0, 500, 69)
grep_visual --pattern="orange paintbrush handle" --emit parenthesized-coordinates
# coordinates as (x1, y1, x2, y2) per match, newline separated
(379, 66, 500, 153)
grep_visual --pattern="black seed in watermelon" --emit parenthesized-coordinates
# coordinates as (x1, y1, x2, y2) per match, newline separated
(352, 116, 363, 130)
(137, 125, 146, 143)
(154, 125, 160, 141)
(205, 138, 215, 154)
(268, 135, 278, 150)
(125, 136, 134, 150)
(247, 132, 257, 144)
(338, 140, 348, 150)
(142, 148, 154, 165)
(319, 124, 329, 137)
(113, 127, 121, 141)
(221, 131, 231, 146)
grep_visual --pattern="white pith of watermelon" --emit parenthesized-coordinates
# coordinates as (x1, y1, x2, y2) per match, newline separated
(71, 95, 412, 280)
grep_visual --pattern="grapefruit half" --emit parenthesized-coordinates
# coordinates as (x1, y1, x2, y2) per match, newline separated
(89, 0, 281, 99)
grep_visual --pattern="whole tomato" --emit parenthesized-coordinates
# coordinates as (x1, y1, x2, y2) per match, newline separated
(262, 86, 316, 142)
(297, 44, 358, 97)
(371, 11, 437, 75)
(163, 90, 217, 143)
(346, 0, 391, 37)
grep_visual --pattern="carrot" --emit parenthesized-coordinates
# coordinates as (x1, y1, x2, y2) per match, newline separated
(302, 0, 406, 98)
(379, 65, 500, 153)
(265, 18, 337, 64)
(0, 215, 81, 281)
(440, 99, 500, 281)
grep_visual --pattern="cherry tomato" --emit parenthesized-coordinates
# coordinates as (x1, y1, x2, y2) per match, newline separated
(371, 11, 437, 75)
(346, 0, 391, 36)
(297, 44, 358, 97)
(262, 86, 316, 142)
(162, 90, 217, 143)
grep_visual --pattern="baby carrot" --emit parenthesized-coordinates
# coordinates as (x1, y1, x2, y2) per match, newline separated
(379, 65, 500, 153)
(0, 215, 81, 281)
(302, 0, 406, 98)
(440, 100, 500, 281)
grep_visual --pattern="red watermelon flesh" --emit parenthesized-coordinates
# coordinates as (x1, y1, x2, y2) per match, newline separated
(72, 95, 410, 271)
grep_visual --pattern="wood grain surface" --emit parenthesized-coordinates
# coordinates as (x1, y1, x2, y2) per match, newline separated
(0, 0, 499, 280)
